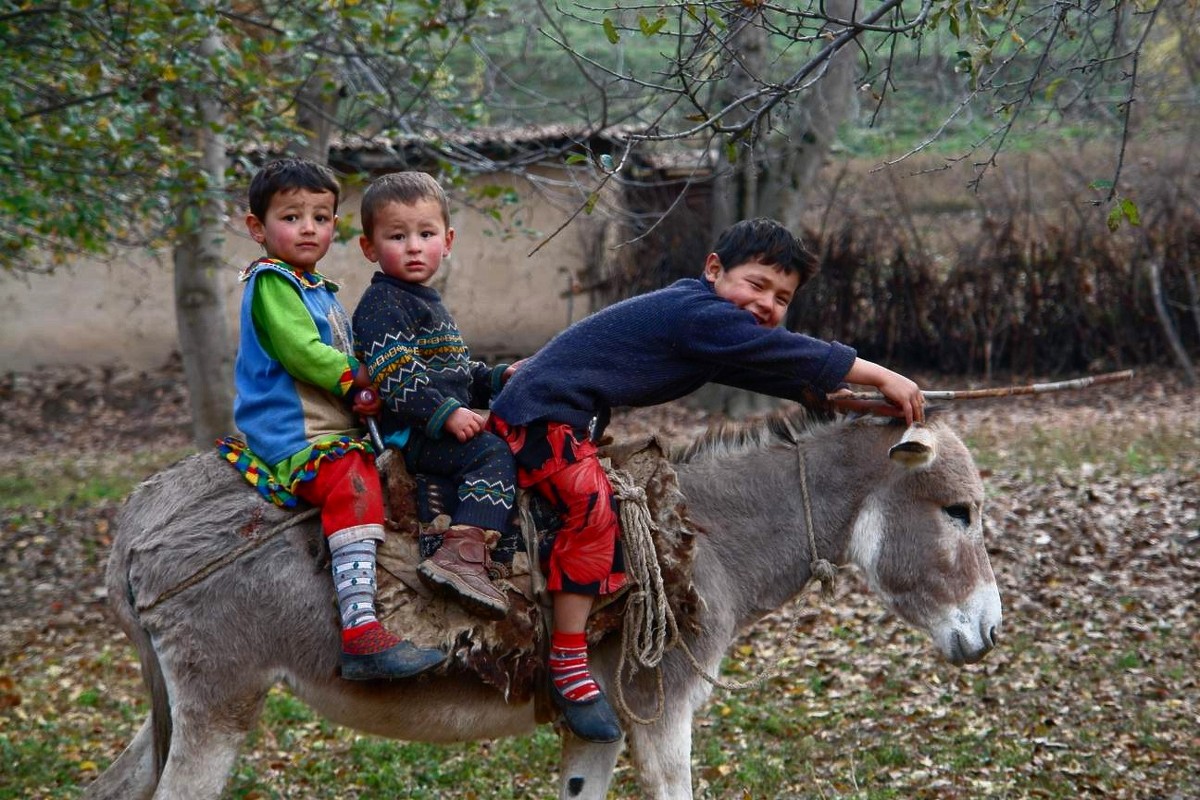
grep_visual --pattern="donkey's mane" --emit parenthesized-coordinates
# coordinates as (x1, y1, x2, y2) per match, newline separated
(672, 405, 832, 465)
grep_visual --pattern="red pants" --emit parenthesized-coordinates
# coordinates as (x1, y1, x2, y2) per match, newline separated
(294, 450, 386, 548)
(488, 416, 625, 595)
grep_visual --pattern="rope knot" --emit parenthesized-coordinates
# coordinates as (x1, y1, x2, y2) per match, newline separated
(810, 558, 838, 596)
(616, 486, 646, 503)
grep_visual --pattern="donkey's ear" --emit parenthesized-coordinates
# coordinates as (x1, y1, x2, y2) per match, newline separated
(889, 424, 937, 467)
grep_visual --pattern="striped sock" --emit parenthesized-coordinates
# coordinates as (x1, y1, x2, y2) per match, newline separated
(550, 631, 600, 702)
(330, 539, 393, 652)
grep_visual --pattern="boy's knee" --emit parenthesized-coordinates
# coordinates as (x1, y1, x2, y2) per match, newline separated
(478, 432, 516, 469)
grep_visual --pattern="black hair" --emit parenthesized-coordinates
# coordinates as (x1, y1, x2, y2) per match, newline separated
(711, 217, 818, 284)
(247, 158, 340, 220)
(360, 171, 450, 239)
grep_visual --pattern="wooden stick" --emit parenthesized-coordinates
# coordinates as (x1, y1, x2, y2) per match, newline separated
(832, 369, 1135, 402)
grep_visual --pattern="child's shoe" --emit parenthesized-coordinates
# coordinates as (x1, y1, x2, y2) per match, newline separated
(340, 621, 445, 681)
(417, 525, 510, 619)
(550, 679, 622, 743)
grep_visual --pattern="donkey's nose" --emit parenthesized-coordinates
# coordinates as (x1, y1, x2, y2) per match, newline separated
(987, 625, 1000, 648)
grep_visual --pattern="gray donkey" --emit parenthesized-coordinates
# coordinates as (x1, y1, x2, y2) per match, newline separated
(85, 413, 1002, 800)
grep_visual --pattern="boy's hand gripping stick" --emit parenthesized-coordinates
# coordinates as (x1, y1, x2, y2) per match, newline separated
(356, 388, 386, 452)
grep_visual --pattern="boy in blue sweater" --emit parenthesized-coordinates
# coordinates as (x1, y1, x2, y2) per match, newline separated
(230, 158, 445, 681)
(353, 172, 519, 620)
(487, 217, 924, 742)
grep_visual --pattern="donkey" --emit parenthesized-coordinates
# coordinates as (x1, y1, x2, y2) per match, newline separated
(84, 412, 1001, 800)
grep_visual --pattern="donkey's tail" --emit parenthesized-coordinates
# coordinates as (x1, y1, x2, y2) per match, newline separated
(83, 514, 173, 799)
(109, 542, 172, 772)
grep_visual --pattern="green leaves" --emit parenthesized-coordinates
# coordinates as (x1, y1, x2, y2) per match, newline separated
(1089, 180, 1141, 232)
(1, 0, 500, 272)
(602, 16, 619, 44)
(1107, 197, 1141, 232)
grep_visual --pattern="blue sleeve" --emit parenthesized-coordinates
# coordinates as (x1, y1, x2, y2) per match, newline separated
(676, 295, 857, 395)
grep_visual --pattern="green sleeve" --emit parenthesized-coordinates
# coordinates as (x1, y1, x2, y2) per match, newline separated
(251, 272, 357, 395)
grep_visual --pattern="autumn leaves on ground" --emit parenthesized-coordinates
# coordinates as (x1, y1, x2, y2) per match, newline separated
(1, 365, 1197, 799)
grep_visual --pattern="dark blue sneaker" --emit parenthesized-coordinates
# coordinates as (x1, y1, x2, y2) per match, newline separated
(550, 680, 623, 743)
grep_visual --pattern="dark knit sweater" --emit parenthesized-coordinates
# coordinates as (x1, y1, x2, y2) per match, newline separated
(491, 277, 858, 432)
(353, 273, 506, 439)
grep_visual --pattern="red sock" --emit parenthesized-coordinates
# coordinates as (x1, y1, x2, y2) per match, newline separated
(550, 631, 600, 702)
(342, 620, 401, 656)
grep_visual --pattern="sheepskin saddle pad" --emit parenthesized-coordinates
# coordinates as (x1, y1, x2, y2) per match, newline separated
(373, 436, 701, 704)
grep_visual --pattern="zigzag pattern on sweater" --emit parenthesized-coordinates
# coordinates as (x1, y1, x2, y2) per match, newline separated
(458, 478, 516, 509)
(367, 324, 474, 403)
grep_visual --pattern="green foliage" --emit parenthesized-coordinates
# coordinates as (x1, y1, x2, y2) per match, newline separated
(0, 1, 495, 273)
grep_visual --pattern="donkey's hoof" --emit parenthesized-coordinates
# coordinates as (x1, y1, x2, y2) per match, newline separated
(551, 682, 622, 743)
(341, 640, 446, 681)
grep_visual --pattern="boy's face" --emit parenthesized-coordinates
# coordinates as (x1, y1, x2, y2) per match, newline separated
(245, 188, 338, 272)
(704, 255, 801, 328)
(358, 198, 454, 285)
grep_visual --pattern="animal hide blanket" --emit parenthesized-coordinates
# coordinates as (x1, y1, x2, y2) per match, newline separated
(373, 436, 701, 707)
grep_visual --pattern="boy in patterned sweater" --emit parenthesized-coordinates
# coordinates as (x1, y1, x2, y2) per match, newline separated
(232, 158, 445, 681)
(352, 172, 519, 620)
(487, 217, 926, 743)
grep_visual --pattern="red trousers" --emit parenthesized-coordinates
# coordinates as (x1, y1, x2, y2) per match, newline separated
(488, 415, 625, 595)
(293, 450, 386, 547)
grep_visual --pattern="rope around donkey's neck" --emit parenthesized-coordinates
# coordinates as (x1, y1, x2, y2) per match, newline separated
(608, 447, 838, 718)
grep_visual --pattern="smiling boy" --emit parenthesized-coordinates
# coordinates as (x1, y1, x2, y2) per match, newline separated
(486, 216, 924, 743)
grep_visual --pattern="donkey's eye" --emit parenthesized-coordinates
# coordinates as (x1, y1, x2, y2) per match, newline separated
(944, 504, 971, 526)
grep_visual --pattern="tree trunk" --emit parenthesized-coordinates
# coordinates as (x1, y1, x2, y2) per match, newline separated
(762, 0, 858, 227)
(289, 55, 340, 163)
(175, 27, 235, 446)
(1148, 256, 1197, 386)
(694, 1, 860, 416)
(709, 9, 768, 233)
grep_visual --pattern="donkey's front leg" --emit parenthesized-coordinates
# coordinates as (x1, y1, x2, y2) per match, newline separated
(625, 704, 697, 800)
(558, 734, 623, 799)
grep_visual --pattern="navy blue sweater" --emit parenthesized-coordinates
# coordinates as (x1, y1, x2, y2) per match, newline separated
(354, 274, 506, 439)
(491, 277, 857, 431)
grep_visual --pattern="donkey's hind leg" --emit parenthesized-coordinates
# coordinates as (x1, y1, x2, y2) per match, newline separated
(154, 679, 269, 799)
(81, 717, 158, 800)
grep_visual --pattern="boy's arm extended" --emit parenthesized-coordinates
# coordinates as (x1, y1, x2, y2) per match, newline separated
(252, 272, 357, 396)
(836, 358, 925, 425)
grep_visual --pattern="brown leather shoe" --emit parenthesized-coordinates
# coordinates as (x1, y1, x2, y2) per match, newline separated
(417, 525, 509, 619)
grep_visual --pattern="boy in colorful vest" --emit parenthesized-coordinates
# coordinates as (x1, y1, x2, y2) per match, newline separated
(487, 217, 926, 742)
(231, 158, 445, 680)
(353, 171, 519, 620)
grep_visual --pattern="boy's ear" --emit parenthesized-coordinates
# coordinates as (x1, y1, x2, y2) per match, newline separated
(245, 213, 265, 245)
(359, 233, 377, 263)
(444, 227, 455, 255)
(702, 253, 723, 282)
